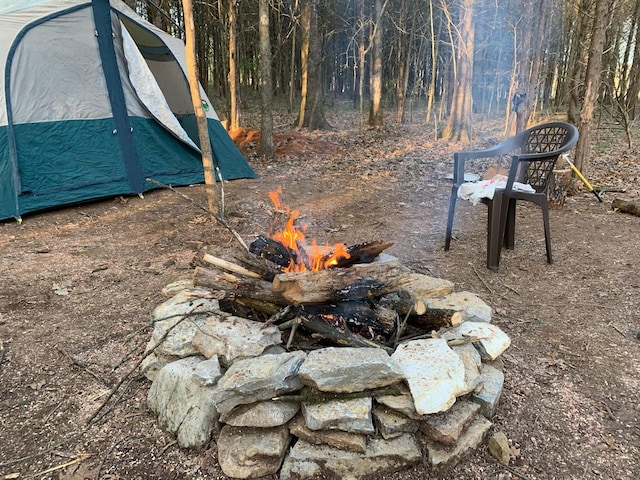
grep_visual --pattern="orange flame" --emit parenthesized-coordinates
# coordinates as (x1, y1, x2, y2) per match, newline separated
(269, 188, 350, 272)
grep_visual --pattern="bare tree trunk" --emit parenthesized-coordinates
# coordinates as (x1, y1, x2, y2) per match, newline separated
(442, 0, 475, 143)
(258, 0, 274, 158)
(297, 0, 327, 130)
(367, 0, 384, 127)
(228, 0, 241, 130)
(567, 0, 590, 126)
(358, 0, 367, 124)
(182, 0, 218, 215)
(574, 0, 610, 175)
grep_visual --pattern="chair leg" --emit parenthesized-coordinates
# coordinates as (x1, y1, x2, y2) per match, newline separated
(504, 199, 516, 249)
(541, 201, 553, 263)
(444, 186, 459, 251)
(487, 195, 508, 270)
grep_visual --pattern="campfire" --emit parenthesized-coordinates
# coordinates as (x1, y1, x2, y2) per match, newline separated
(143, 188, 511, 478)
(192, 188, 462, 351)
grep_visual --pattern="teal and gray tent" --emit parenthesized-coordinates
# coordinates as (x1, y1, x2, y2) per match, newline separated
(0, 0, 255, 221)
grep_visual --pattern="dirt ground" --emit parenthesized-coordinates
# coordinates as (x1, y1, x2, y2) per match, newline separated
(1, 108, 639, 480)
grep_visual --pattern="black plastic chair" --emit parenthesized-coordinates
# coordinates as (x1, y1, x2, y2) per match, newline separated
(444, 122, 579, 270)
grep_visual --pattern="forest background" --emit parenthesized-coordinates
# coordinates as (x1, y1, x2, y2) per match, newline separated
(129, 0, 639, 177)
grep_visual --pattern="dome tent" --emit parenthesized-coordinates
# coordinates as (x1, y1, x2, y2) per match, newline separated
(0, 0, 255, 221)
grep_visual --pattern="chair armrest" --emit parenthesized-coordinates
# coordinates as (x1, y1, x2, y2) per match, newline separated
(452, 134, 525, 184)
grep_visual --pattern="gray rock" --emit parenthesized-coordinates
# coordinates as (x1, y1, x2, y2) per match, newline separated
(372, 405, 418, 440)
(192, 356, 223, 387)
(217, 424, 290, 479)
(440, 321, 511, 360)
(424, 291, 492, 323)
(471, 363, 505, 418)
(302, 396, 375, 434)
(147, 356, 219, 448)
(192, 314, 282, 365)
(289, 413, 367, 453)
(280, 434, 422, 480)
(375, 383, 421, 419)
(424, 415, 493, 466)
(488, 431, 511, 464)
(391, 339, 466, 415)
(220, 400, 300, 427)
(452, 343, 483, 395)
(212, 351, 306, 414)
(140, 351, 178, 382)
(419, 399, 480, 445)
(298, 347, 403, 393)
(147, 292, 220, 358)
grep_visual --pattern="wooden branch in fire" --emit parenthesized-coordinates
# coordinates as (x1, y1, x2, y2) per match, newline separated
(192, 242, 461, 350)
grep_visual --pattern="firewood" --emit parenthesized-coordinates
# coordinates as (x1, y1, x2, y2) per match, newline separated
(303, 301, 396, 336)
(193, 266, 288, 306)
(296, 314, 391, 351)
(202, 253, 263, 279)
(612, 198, 640, 216)
(409, 309, 463, 329)
(332, 240, 395, 268)
(272, 259, 413, 305)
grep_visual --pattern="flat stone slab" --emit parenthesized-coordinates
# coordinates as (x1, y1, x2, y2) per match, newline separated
(212, 351, 306, 414)
(424, 291, 492, 323)
(425, 415, 493, 466)
(472, 363, 505, 418)
(218, 424, 290, 479)
(192, 314, 282, 365)
(148, 292, 221, 358)
(372, 405, 419, 439)
(452, 343, 482, 395)
(419, 399, 480, 445)
(147, 356, 219, 448)
(220, 400, 300, 427)
(298, 347, 403, 393)
(441, 321, 511, 360)
(280, 434, 422, 480)
(302, 396, 375, 434)
(391, 338, 466, 415)
(289, 414, 367, 453)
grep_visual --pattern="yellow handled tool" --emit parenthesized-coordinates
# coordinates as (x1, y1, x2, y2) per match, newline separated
(563, 157, 603, 202)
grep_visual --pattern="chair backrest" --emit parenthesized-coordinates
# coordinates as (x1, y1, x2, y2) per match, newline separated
(513, 122, 579, 193)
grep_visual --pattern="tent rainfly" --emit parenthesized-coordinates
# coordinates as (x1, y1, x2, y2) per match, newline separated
(0, 0, 255, 221)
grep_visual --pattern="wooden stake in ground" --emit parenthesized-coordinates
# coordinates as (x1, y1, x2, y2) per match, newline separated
(182, 0, 219, 217)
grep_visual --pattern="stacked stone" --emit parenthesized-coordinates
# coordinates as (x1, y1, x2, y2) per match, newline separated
(144, 280, 510, 479)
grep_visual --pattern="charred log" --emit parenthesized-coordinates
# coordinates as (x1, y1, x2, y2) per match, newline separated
(272, 258, 413, 305)
(332, 240, 394, 268)
(303, 301, 396, 340)
(249, 235, 295, 268)
(296, 314, 391, 351)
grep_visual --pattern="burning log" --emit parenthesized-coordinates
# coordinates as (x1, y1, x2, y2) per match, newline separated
(304, 301, 397, 338)
(272, 258, 413, 305)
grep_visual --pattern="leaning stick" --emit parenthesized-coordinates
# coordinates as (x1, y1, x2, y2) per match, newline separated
(146, 178, 249, 252)
(202, 253, 262, 279)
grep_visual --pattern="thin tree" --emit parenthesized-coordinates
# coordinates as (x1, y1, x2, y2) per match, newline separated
(441, 0, 475, 143)
(367, 0, 384, 127)
(228, 0, 241, 131)
(573, 0, 611, 175)
(297, 0, 327, 129)
(182, 0, 219, 215)
(259, 0, 275, 157)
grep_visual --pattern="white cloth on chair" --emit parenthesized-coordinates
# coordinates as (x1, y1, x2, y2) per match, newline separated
(457, 175, 535, 206)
